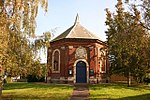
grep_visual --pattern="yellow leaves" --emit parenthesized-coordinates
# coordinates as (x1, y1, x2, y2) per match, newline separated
(0, 16, 9, 65)
(0, 0, 48, 36)
(132, 6, 141, 24)
(0, 0, 49, 77)
(16, 0, 22, 3)
(40, 0, 48, 12)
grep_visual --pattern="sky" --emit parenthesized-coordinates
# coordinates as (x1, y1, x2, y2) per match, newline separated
(35, 0, 118, 63)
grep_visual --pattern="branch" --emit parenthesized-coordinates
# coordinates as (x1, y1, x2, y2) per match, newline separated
(139, 21, 150, 30)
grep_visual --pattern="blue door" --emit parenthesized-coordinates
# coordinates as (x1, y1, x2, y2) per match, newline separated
(76, 61, 87, 83)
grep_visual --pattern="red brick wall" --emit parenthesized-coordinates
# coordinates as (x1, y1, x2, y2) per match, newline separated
(47, 38, 108, 82)
(110, 74, 128, 81)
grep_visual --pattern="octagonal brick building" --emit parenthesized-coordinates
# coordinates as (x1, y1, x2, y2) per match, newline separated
(47, 15, 109, 84)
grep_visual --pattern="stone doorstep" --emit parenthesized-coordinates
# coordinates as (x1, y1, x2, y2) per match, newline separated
(71, 95, 89, 97)
(72, 91, 89, 96)
(74, 87, 88, 90)
(70, 96, 89, 100)
(70, 84, 89, 100)
(72, 94, 89, 97)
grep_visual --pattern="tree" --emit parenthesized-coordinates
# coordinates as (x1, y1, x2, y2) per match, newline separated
(125, 0, 150, 30)
(125, 0, 150, 80)
(0, 0, 48, 97)
(126, 0, 150, 72)
(32, 31, 51, 54)
(0, 0, 48, 75)
(29, 31, 51, 82)
(105, 0, 148, 86)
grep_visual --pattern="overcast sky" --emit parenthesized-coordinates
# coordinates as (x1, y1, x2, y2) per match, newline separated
(35, 0, 118, 63)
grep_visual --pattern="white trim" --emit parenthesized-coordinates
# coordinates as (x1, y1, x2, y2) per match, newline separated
(75, 46, 87, 59)
(99, 48, 106, 73)
(52, 49, 60, 73)
(69, 46, 73, 49)
(50, 77, 74, 82)
(73, 59, 89, 83)
(66, 25, 77, 38)
(96, 47, 98, 76)
(47, 77, 51, 83)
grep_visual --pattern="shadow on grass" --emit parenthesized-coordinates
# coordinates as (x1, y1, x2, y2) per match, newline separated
(90, 83, 150, 91)
(90, 93, 150, 100)
(2, 92, 69, 100)
(2, 82, 73, 100)
(3, 82, 73, 90)
(116, 93, 150, 100)
(90, 83, 150, 100)
(2, 96, 68, 100)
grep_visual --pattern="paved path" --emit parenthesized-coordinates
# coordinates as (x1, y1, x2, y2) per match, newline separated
(70, 84, 89, 100)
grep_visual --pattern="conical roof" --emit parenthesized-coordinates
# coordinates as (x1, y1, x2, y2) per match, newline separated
(51, 14, 101, 42)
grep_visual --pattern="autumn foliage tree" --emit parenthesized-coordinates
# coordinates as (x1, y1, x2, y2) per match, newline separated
(0, 0, 49, 95)
(105, 0, 149, 86)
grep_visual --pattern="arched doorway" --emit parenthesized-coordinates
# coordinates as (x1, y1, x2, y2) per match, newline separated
(76, 61, 87, 83)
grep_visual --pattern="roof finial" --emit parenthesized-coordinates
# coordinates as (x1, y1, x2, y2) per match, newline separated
(74, 13, 79, 25)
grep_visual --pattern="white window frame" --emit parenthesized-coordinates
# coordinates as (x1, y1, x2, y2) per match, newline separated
(52, 49, 60, 73)
(99, 48, 106, 73)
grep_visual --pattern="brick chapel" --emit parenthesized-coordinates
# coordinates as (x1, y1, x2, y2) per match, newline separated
(47, 15, 109, 84)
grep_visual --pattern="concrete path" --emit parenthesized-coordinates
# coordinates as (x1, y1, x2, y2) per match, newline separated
(70, 84, 89, 100)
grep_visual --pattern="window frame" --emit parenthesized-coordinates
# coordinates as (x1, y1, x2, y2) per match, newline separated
(99, 48, 106, 73)
(52, 49, 60, 73)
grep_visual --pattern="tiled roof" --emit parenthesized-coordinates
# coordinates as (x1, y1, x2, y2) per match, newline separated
(51, 14, 101, 42)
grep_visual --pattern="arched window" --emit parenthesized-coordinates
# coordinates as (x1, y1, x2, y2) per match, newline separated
(99, 48, 106, 73)
(52, 49, 60, 73)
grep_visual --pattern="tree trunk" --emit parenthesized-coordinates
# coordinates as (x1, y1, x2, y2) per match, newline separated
(128, 72, 131, 87)
(0, 86, 2, 99)
(0, 80, 3, 99)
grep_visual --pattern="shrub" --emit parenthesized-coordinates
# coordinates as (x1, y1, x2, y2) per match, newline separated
(27, 75, 45, 82)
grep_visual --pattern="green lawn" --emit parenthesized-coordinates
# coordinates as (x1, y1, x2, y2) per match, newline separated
(2, 82, 150, 100)
(89, 83, 150, 100)
(2, 82, 73, 100)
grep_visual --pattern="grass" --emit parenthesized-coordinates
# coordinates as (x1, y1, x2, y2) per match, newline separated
(2, 82, 150, 100)
(2, 82, 73, 100)
(89, 83, 150, 100)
